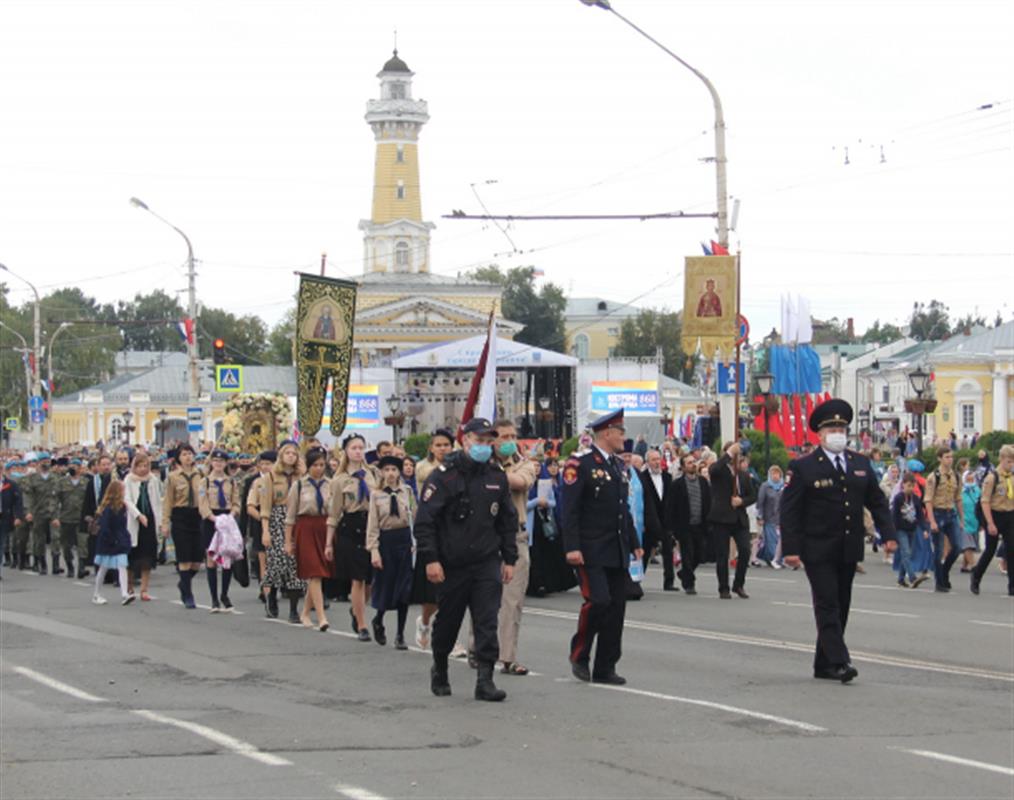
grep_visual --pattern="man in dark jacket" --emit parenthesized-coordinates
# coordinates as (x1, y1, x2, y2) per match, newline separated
(708, 441, 757, 599)
(667, 453, 712, 594)
(562, 409, 643, 685)
(780, 398, 895, 683)
(79, 453, 113, 578)
(415, 418, 518, 702)
(1, 462, 25, 578)
(638, 449, 674, 589)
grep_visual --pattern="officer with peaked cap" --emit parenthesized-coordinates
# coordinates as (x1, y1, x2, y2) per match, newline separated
(561, 409, 643, 685)
(780, 398, 895, 683)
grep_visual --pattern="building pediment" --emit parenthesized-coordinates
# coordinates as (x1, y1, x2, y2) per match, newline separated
(356, 295, 521, 332)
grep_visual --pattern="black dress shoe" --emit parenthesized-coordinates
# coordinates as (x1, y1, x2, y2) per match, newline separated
(934, 585, 951, 593)
(663, 584, 679, 592)
(814, 663, 858, 683)
(684, 586, 697, 595)
(372, 618, 387, 646)
(571, 661, 591, 682)
(719, 590, 732, 599)
(733, 587, 749, 599)
(970, 578, 980, 595)
(592, 672, 627, 686)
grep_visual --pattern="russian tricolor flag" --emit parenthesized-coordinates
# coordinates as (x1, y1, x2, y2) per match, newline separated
(175, 318, 195, 346)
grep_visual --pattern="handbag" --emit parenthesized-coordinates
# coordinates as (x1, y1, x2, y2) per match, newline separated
(232, 553, 250, 587)
(539, 508, 558, 541)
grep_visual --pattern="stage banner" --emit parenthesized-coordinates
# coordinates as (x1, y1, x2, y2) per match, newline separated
(591, 380, 659, 416)
(322, 383, 381, 430)
(681, 255, 738, 360)
(295, 273, 357, 437)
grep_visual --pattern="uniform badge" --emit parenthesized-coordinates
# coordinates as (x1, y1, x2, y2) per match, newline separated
(490, 502, 499, 517)
(563, 461, 579, 485)
(422, 484, 436, 502)
(854, 470, 866, 477)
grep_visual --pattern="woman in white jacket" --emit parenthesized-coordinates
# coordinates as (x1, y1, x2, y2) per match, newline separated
(124, 452, 164, 601)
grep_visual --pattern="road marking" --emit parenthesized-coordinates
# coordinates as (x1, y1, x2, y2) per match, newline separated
(132, 709, 291, 766)
(334, 784, 390, 800)
(591, 683, 825, 733)
(970, 619, 1014, 629)
(770, 601, 919, 619)
(73, 581, 91, 588)
(171, 600, 245, 615)
(525, 607, 1014, 683)
(893, 748, 1014, 777)
(12, 666, 107, 703)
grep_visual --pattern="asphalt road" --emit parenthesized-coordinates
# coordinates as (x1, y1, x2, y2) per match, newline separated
(2, 553, 1012, 800)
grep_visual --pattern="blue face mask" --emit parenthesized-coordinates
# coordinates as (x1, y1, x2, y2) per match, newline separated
(497, 441, 517, 458)
(468, 444, 493, 463)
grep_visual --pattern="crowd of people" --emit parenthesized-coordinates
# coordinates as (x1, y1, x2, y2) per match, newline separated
(1, 419, 1010, 693)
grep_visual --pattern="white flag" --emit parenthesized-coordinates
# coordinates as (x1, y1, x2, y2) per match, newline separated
(477, 315, 498, 421)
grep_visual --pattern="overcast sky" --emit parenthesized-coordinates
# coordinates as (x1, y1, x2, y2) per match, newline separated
(1, 0, 1011, 341)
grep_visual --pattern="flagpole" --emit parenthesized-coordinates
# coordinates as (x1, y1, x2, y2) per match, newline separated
(733, 250, 742, 441)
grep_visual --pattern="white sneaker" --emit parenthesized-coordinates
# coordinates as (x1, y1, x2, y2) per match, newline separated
(91, 595, 108, 605)
(415, 615, 431, 649)
(122, 594, 136, 606)
(771, 561, 783, 570)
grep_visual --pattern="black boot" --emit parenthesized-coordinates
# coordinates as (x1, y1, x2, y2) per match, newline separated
(77, 557, 89, 579)
(475, 662, 506, 702)
(266, 588, 279, 618)
(37, 555, 48, 576)
(431, 653, 451, 697)
(52, 552, 63, 576)
(64, 550, 75, 579)
(18, 553, 29, 571)
(288, 595, 300, 623)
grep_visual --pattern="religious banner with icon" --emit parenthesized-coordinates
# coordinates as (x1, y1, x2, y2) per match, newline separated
(681, 255, 738, 360)
(295, 273, 358, 437)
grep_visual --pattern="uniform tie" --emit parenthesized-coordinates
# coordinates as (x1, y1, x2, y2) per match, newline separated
(384, 486, 400, 517)
(184, 472, 195, 506)
(835, 456, 846, 477)
(353, 469, 369, 503)
(213, 479, 227, 509)
(309, 478, 326, 515)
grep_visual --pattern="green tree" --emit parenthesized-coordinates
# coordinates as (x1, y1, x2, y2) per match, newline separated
(861, 319, 904, 345)
(40, 288, 120, 397)
(909, 300, 951, 341)
(266, 306, 296, 365)
(951, 312, 987, 335)
(467, 265, 567, 352)
(613, 308, 695, 382)
(197, 308, 269, 364)
(811, 317, 853, 344)
(117, 290, 185, 351)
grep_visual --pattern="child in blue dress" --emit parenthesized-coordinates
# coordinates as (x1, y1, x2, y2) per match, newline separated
(93, 480, 135, 606)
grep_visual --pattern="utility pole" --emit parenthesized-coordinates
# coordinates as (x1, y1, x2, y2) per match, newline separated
(0, 263, 43, 446)
(45, 322, 72, 448)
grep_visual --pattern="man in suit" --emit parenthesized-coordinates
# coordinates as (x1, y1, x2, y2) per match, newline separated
(563, 409, 643, 685)
(708, 441, 757, 599)
(667, 453, 712, 595)
(780, 398, 895, 683)
(639, 449, 675, 590)
(79, 453, 113, 579)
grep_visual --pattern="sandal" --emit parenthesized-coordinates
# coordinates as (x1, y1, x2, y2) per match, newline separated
(501, 661, 529, 676)
(140, 592, 152, 602)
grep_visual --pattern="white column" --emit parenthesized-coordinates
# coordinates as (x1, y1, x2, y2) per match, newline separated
(992, 373, 1009, 432)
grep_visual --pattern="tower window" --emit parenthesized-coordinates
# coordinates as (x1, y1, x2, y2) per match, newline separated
(395, 242, 410, 270)
(396, 145, 404, 163)
(390, 82, 406, 100)
(396, 180, 405, 200)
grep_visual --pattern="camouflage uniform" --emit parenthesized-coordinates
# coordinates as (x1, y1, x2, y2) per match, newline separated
(55, 473, 88, 578)
(21, 466, 62, 573)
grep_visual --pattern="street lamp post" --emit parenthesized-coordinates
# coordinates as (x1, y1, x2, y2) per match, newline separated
(122, 409, 135, 445)
(0, 263, 43, 445)
(45, 322, 72, 448)
(0, 319, 34, 434)
(130, 197, 200, 445)
(755, 371, 775, 472)
(659, 405, 673, 442)
(907, 367, 931, 454)
(384, 393, 405, 444)
(158, 409, 169, 448)
(578, 0, 729, 247)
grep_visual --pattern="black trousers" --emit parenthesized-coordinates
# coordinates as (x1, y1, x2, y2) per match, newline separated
(570, 565, 628, 677)
(804, 559, 857, 670)
(431, 558, 503, 665)
(971, 509, 1013, 594)
(643, 530, 676, 587)
(676, 523, 708, 589)
(713, 522, 750, 592)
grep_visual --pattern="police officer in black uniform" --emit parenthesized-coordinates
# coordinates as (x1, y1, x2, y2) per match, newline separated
(780, 398, 895, 683)
(415, 417, 519, 701)
(562, 409, 643, 685)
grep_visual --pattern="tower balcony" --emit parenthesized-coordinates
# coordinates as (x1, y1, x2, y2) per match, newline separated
(366, 98, 430, 126)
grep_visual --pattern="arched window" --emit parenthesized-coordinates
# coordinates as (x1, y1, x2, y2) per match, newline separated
(110, 418, 123, 442)
(395, 242, 410, 271)
(573, 333, 590, 360)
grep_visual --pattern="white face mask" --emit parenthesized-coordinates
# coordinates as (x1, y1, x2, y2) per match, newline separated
(824, 432, 847, 453)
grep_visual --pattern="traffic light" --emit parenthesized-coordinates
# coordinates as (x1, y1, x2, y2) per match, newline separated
(213, 338, 226, 365)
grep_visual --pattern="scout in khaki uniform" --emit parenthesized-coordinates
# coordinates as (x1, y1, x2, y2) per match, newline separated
(923, 446, 964, 592)
(284, 446, 333, 630)
(971, 444, 1014, 596)
(162, 444, 204, 608)
(198, 449, 241, 612)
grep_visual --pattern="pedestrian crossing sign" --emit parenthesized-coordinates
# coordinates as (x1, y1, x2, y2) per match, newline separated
(215, 365, 243, 393)
(4, 417, 18, 431)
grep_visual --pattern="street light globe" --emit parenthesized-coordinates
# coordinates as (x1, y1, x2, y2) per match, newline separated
(755, 372, 774, 395)
(908, 367, 930, 396)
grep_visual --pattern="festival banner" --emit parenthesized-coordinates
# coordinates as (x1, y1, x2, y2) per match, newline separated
(681, 255, 738, 360)
(590, 380, 659, 416)
(295, 273, 357, 437)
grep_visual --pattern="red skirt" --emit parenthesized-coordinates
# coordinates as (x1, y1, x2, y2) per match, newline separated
(294, 515, 333, 579)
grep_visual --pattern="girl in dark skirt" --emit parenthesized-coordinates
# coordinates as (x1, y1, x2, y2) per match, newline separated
(198, 449, 241, 612)
(258, 441, 306, 622)
(326, 435, 378, 641)
(161, 444, 204, 609)
(409, 428, 455, 648)
(124, 452, 163, 602)
(367, 455, 416, 649)
(285, 447, 333, 630)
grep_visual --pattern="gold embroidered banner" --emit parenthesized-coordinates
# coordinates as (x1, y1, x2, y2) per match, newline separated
(295, 273, 358, 437)
(681, 255, 738, 360)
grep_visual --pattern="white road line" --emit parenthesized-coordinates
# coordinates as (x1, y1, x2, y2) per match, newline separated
(591, 683, 825, 733)
(170, 600, 245, 615)
(894, 748, 1014, 777)
(132, 709, 291, 766)
(73, 581, 91, 588)
(525, 607, 1014, 683)
(12, 666, 107, 703)
(770, 601, 919, 619)
(971, 619, 1014, 629)
(334, 784, 390, 800)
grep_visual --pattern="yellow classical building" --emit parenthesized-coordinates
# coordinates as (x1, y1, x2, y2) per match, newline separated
(564, 298, 641, 360)
(928, 321, 1014, 436)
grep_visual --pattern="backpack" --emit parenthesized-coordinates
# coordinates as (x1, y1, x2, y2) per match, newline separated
(974, 467, 998, 529)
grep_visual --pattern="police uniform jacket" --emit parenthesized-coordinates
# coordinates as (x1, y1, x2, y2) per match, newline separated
(780, 449, 894, 563)
(561, 447, 639, 568)
(414, 451, 518, 569)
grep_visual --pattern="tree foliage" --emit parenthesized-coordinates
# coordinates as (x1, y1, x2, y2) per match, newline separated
(614, 308, 695, 382)
(197, 307, 269, 365)
(909, 300, 951, 341)
(467, 265, 567, 352)
(860, 319, 904, 345)
(117, 290, 184, 351)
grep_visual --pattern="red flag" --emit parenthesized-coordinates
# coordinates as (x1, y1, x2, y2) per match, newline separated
(793, 395, 806, 448)
(457, 309, 496, 442)
(781, 395, 794, 448)
(805, 394, 821, 445)
(710, 240, 730, 256)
